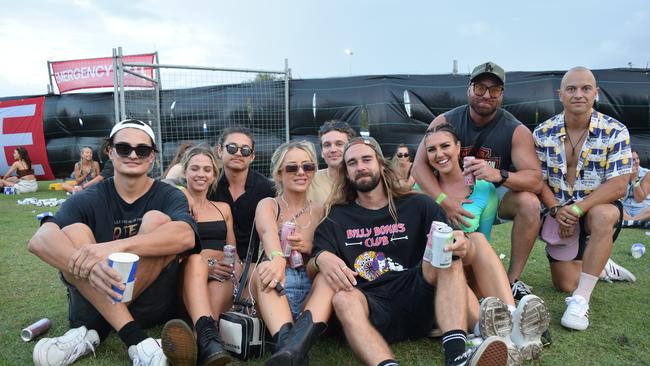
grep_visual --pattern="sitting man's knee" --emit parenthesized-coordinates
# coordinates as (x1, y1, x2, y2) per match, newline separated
(553, 277, 578, 293)
(332, 291, 361, 317)
(140, 210, 171, 231)
(586, 204, 619, 232)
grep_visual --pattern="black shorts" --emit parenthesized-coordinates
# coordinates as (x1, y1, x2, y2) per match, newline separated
(364, 265, 436, 344)
(62, 258, 180, 330)
(547, 201, 623, 263)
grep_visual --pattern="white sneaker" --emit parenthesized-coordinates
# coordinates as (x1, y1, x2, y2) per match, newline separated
(33, 326, 100, 366)
(478, 297, 512, 338)
(561, 295, 590, 331)
(600, 258, 636, 283)
(128, 338, 167, 366)
(510, 295, 549, 361)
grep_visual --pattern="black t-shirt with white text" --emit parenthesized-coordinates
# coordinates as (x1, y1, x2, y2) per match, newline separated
(313, 193, 447, 293)
(50, 178, 198, 249)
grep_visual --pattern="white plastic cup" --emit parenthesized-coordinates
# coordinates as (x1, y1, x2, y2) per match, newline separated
(631, 243, 646, 259)
(108, 252, 139, 302)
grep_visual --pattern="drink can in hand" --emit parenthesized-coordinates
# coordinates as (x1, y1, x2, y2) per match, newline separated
(223, 244, 237, 266)
(21, 318, 52, 342)
(280, 221, 296, 257)
(463, 156, 475, 186)
(431, 226, 453, 268)
(424, 221, 449, 263)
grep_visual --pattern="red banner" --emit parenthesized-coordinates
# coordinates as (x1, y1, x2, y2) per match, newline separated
(0, 97, 54, 180)
(51, 53, 155, 93)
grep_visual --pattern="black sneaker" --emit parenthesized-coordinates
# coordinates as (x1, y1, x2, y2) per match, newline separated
(446, 336, 508, 366)
(511, 280, 533, 301)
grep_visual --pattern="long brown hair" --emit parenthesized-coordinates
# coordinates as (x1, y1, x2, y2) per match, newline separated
(326, 137, 412, 223)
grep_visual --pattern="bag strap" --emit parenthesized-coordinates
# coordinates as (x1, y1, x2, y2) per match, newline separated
(233, 198, 281, 307)
(468, 109, 502, 157)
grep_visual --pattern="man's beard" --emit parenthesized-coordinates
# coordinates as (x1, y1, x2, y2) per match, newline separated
(351, 172, 381, 192)
(469, 98, 498, 117)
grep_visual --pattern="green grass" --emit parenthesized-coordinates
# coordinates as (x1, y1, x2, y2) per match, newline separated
(1, 181, 649, 365)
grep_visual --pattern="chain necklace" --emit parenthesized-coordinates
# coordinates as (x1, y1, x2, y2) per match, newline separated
(565, 128, 588, 157)
(280, 195, 312, 229)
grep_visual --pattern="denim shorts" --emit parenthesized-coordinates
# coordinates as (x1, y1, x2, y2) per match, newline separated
(284, 267, 311, 319)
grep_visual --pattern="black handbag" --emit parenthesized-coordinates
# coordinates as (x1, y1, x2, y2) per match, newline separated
(218, 217, 266, 360)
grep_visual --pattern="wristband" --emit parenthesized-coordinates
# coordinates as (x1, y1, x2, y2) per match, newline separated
(268, 250, 283, 261)
(312, 250, 323, 272)
(634, 180, 641, 188)
(570, 204, 584, 217)
(435, 193, 447, 205)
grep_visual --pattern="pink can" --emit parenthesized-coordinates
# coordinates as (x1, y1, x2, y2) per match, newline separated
(289, 250, 304, 268)
(280, 221, 296, 257)
(21, 318, 52, 342)
(463, 156, 475, 186)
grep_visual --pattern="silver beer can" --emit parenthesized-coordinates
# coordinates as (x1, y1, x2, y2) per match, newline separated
(430, 226, 453, 268)
(424, 221, 449, 263)
(223, 244, 237, 266)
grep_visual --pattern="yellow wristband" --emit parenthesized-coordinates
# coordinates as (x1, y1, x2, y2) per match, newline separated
(570, 204, 584, 217)
(268, 250, 283, 260)
(435, 193, 447, 205)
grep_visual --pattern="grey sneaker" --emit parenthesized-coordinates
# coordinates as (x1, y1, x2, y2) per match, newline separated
(33, 326, 100, 366)
(510, 295, 550, 360)
(477, 297, 523, 366)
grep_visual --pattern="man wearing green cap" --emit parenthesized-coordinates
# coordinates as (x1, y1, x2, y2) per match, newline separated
(412, 61, 543, 300)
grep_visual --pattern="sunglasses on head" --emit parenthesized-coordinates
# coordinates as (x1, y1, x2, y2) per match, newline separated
(113, 143, 154, 158)
(397, 153, 409, 158)
(224, 143, 253, 157)
(283, 162, 317, 174)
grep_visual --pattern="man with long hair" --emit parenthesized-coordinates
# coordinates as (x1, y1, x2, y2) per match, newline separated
(269, 137, 508, 366)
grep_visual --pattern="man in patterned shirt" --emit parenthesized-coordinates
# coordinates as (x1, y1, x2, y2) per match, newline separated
(533, 67, 632, 331)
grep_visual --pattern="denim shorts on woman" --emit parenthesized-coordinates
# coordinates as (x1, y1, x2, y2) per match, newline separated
(284, 267, 312, 319)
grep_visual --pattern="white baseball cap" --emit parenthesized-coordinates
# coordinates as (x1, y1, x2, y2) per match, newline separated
(110, 119, 156, 144)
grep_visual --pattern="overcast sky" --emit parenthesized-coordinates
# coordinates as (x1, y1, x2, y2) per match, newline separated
(1, 0, 649, 97)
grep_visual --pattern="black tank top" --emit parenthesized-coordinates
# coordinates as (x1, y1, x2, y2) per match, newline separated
(197, 202, 227, 251)
(444, 105, 521, 171)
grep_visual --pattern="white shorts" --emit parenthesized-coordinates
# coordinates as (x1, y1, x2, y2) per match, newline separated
(15, 179, 38, 193)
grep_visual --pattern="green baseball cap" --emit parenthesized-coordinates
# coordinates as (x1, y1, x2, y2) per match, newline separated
(470, 61, 505, 84)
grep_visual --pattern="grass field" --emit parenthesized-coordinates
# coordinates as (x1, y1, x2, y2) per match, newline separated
(1, 181, 649, 365)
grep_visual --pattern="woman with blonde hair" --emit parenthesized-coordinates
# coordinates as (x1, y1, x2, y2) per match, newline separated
(161, 145, 234, 366)
(62, 146, 100, 193)
(0, 146, 38, 193)
(253, 140, 326, 364)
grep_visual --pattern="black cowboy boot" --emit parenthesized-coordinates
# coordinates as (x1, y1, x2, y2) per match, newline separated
(271, 322, 293, 353)
(264, 310, 327, 366)
(195, 317, 231, 366)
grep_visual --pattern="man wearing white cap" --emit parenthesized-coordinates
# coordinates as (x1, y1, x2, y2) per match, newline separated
(28, 119, 198, 366)
(534, 67, 631, 331)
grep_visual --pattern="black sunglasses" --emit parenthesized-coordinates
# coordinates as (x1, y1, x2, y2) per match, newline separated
(113, 143, 154, 158)
(284, 163, 317, 173)
(397, 153, 409, 158)
(224, 143, 253, 157)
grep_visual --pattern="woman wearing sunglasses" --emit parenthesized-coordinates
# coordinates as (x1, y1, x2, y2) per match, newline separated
(252, 140, 325, 360)
(390, 143, 415, 190)
(425, 123, 549, 364)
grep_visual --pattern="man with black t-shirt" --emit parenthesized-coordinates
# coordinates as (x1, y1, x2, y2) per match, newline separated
(210, 127, 275, 260)
(412, 61, 543, 300)
(28, 120, 197, 366)
(266, 137, 508, 366)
